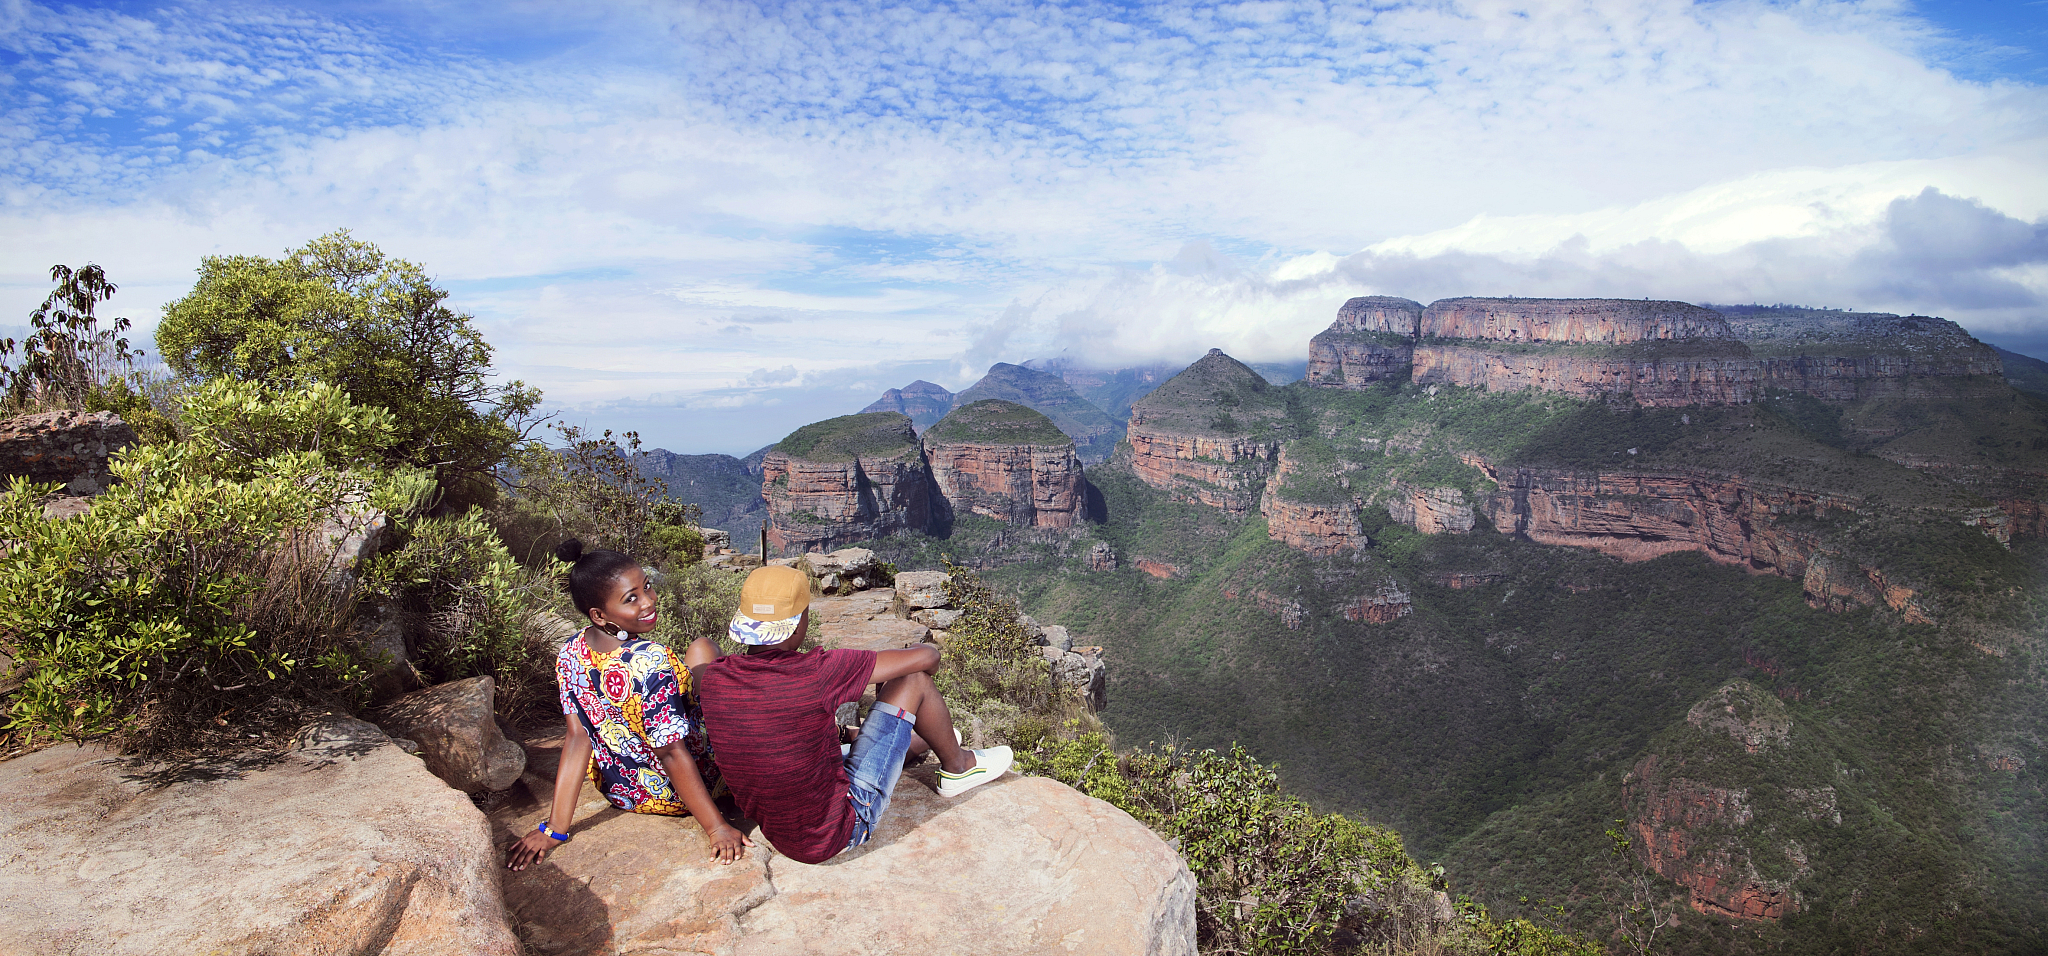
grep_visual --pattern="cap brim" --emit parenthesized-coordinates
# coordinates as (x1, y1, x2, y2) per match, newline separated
(729, 609, 802, 646)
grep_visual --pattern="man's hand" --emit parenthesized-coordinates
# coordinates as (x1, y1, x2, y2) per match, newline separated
(707, 823, 756, 864)
(508, 828, 559, 871)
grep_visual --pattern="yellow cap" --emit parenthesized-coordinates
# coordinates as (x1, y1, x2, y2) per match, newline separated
(729, 565, 812, 645)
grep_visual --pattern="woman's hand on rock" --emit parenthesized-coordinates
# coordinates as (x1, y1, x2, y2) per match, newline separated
(708, 824, 755, 864)
(507, 829, 557, 871)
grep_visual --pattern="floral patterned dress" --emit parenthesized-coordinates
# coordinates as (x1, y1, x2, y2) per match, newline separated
(556, 629, 720, 814)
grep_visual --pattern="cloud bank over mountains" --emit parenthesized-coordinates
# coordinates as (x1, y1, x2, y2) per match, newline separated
(2, 0, 2043, 452)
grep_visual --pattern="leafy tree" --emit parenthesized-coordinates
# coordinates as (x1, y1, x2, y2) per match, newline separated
(500, 423, 703, 568)
(154, 231, 540, 507)
(1, 264, 157, 428)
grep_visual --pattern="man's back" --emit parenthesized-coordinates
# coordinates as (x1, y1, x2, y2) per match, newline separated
(696, 647, 876, 864)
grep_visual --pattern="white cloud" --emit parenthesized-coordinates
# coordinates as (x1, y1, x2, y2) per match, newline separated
(0, 0, 2044, 451)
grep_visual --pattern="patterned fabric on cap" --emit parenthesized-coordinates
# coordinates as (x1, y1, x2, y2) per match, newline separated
(729, 609, 803, 646)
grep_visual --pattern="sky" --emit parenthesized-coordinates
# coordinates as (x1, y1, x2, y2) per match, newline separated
(3, 0, 2046, 454)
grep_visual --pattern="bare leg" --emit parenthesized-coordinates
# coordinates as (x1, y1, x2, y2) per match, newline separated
(875, 671, 973, 774)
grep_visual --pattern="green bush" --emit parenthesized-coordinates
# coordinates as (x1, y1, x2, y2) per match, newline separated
(1027, 733, 1600, 956)
(0, 382, 423, 751)
(932, 561, 1096, 749)
(358, 509, 562, 705)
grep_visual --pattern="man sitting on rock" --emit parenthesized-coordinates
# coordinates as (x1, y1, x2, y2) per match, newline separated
(693, 565, 1012, 863)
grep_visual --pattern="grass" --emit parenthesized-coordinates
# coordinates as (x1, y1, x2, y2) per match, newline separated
(924, 399, 1071, 445)
(773, 411, 920, 461)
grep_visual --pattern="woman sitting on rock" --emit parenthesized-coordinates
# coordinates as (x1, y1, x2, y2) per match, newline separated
(506, 540, 752, 870)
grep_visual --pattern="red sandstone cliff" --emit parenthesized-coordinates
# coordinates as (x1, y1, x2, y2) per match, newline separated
(1420, 298, 1735, 343)
(761, 413, 938, 554)
(762, 449, 937, 554)
(1258, 446, 1367, 555)
(1625, 754, 1796, 922)
(925, 440, 1086, 528)
(1126, 351, 1289, 514)
(1410, 344, 1760, 406)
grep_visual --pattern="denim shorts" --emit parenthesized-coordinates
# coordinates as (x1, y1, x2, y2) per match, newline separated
(844, 700, 917, 849)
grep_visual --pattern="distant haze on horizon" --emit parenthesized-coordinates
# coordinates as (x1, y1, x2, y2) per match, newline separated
(4, 0, 2046, 454)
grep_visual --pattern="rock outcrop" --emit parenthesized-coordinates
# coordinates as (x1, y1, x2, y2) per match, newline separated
(1385, 482, 1477, 535)
(762, 412, 939, 554)
(1259, 446, 1367, 556)
(1126, 350, 1288, 513)
(0, 409, 137, 495)
(1340, 583, 1413, 623)
(1625, 753, 1794, 921)
(494, 740, 1194, 956)
(1305, 298, 2005, 407)
(924, 400, 1088, 528)
(0, 720, 521, 955)
(376, 675, 528, 793)
(1307, 296, 1425, 388)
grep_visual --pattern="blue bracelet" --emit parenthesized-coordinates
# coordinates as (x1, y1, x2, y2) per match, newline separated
(537, 820, 570, 843)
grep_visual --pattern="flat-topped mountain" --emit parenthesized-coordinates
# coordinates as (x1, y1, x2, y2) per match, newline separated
(1421, 296, 1734, 342)
(860, 380, 955, 430)
(761, 412, 938, 553)
(923, 400, 1087, 529)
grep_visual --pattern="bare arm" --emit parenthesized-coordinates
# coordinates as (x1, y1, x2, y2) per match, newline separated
(508, 714, 595, 870)
(869, 643, 940, 687)
(653, 740, 753, 864)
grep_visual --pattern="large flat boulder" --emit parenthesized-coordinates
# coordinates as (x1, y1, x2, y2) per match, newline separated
(495, 741, 1194, 955)
(0, 718, 519, 955)
(808, 590, 932, 652)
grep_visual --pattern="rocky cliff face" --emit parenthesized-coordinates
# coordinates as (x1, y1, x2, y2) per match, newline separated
(1626, 753, 1795, 922)
(1127, 350, 1290, 513)
(1385, 482, 1476, 535)
(1410, 343, 1761, 406)
(762, 413, 938, 554)
(1307, 299, 2006, 407)
(1258, 446, 1367, 555)
(1463, 457, 1947, 619)
(923, 400, 1088, 529)
(1420, 298, 1736, 343)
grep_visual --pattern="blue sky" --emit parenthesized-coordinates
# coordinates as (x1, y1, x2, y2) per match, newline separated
(4, 0, 2046, 453)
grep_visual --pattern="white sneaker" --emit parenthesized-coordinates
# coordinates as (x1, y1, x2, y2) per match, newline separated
(936, 746, 1013, 798)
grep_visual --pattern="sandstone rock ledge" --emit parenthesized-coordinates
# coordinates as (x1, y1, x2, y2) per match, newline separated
(0, 719, 520, 955)
(494, 760, 1196, 956)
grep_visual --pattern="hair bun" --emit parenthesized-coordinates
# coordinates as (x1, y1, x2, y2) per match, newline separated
(553, 538, 587, 564)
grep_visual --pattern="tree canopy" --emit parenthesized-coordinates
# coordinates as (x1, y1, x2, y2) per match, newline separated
(156, 231, 539, 506)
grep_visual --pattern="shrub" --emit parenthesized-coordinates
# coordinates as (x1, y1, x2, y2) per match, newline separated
(0, 382, 424, 752)
(1027, 734, 1602, 956)
(933, 561, 1097, 749)
(357, 509, 567, 722)
(501, 423, 704, 569)
(154, 231, 542, 509)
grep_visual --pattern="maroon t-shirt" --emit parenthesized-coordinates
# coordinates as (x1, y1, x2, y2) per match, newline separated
(695, 647, 877, 864)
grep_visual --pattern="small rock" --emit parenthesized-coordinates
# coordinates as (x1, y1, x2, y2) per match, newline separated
(1040, 624, 1073, 652)
(819, 572, 841, 591)
(1053, 649, 1108, 711)
(909, 607, 964, 629)
(701, 528, 732, 553)
(376, 676, 526, 792)
(769, 557, 800, 568)
(850, 575, 867, 589)
(893, 571, 951, 609)
(40, 496, 92, 520)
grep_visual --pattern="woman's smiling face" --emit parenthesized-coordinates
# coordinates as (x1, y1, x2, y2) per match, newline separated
(590, 565, 659, 634)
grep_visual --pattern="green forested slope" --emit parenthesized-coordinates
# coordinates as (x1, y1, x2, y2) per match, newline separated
(852, 372, 2048, 955)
